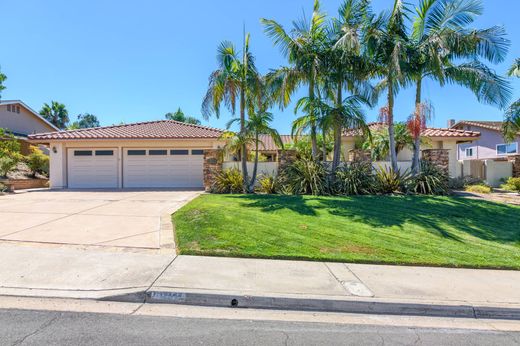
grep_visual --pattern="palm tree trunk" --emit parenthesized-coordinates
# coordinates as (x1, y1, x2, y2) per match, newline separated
(387, 80, 398, 172)
(321, 128, 327, 162)
(240, 87, 249, 193)
(249, 132, 260, 192)
(309, 71, 319, 159)
(332, 81, 343, 171)
(412, 79, 422, 176)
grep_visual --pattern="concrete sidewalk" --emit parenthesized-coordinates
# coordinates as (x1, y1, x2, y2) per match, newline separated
(1, 244, 519, 319)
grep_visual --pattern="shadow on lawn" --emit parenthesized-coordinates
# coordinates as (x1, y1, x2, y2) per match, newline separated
(230, 194, 520, 244)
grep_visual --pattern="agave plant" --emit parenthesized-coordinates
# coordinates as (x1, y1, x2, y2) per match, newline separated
(374, 165, 411, 194)
(334, 161, 375, 195)
(278, 157, 330, 195)
(212, 168, 244, 194)
(410, 161, 448, 195)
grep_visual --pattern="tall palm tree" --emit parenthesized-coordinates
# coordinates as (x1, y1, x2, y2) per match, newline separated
(262, 0, 328, 159)
(363, 122, 414, 161)
(202, 33, 260, 192)
(40, 101, 69, 129)
(363, 0, 411, 172)
(408, 0, 511, 175)
(0, 67, 6, 99)
(504, 58, 520, 141)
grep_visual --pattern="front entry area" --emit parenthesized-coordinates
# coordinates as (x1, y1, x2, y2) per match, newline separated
(66, 148, 205, 189)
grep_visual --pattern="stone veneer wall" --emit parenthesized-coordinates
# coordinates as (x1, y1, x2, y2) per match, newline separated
(422, 149, 449, 175)
(348, 149, 371, 162)
(508, 155, 520, 178)
(203, 149, 223, 192)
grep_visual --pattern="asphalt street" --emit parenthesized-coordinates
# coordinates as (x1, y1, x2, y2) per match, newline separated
(1, 308, 519, 345)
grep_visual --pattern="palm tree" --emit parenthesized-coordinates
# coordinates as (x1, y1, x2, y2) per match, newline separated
(262, 0, 328, 159)
(40, 101, 69, 129)
(504, 58, 520, 141)
(363, 122, 414, 161)
(362, 0, 411, 172)
(0, 67, 6, 99)
(408, 0, 511, 175)
(202, 33, 260, 192)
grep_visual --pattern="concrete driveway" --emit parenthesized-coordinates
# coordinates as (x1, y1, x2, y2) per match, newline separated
(0, 190, 202, 249)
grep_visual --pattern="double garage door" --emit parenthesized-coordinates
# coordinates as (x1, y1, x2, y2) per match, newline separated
(67, 148, 204, 188)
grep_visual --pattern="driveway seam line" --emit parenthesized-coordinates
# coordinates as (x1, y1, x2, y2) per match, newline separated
(322, 263, 351, 295)
(143, 256, 179, 302)
(343, 263, 373, 293)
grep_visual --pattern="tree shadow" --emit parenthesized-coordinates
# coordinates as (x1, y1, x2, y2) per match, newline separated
(227, 194, 317, 216)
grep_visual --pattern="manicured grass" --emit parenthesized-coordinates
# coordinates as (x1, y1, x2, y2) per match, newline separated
(173, 194, 520, 269)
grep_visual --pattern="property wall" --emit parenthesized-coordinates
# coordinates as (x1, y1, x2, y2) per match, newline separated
(44, 139, 224, 189)
(485, 160, 513, 187)
(457, 125, 520, 160)
(222, 161, 279, 176)
(0, 104, 56, 135)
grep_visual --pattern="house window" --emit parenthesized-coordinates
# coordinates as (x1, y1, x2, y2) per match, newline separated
(16, 106, 20, 114)
(191, 149, 204, 155)
(128, 150, 146, 156)
(149, 149, 167, 156)
(171, 150, 189, 155)
(497, 143, 518, 156)
(465, 148, 474, 157)
(6, 105, 11, 112)
(74, 150, 93, 156)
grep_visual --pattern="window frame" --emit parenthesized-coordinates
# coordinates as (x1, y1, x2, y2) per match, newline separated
(191, 149, 204, 156)
(171, 149, 189, 156)
(74, 150, 93, 157)
(127, 150, 147, 156)
(465, 148, 474, 158)
(149, 149, 168, 156)
(496, 143, 518, 156)
(95, 150, 114, 156)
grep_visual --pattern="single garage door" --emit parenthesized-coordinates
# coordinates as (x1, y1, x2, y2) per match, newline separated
(67, 149, 118, 188)
(123, 148, 204, 188)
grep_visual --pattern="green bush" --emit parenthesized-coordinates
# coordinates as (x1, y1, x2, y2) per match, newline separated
(0, 181, 7, 194)
(25, 146, 49, 177)
(256, 174, 278, 194)
(411, 161, 448, 195)
(501, 177, 520, 192)
(465, 184, 492, 194)
(278, 157, 329, 195)
(334, 161, 375, 195)
(212, 168, 244, 194)
(373, 166, 411, 194)
(0, 128, 22, 177)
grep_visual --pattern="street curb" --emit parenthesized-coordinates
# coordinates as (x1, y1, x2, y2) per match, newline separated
(144, 290, 520, 320)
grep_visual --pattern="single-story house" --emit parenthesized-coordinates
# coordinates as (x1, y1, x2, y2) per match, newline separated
(342, 123, 481, 177)
(28, 120, 225, 189)
(451, 120, 520, 160)
(0, 100, 58, 154)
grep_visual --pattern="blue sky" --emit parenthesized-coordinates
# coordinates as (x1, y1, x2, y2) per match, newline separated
(1, 0, 518, 133)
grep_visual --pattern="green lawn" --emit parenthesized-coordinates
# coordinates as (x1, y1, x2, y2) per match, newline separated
(173, 194, 520, 269)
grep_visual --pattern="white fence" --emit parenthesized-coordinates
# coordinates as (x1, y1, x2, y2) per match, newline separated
(458, 159, 512, 187)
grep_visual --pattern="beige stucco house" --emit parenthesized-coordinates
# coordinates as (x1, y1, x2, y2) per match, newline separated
(0, 100, 58, 154)
(29, 120, 225, 189)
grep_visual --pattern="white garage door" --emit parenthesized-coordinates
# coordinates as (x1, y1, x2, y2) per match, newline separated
(67, 149, 118, 188)
(123, 149, 204, 188)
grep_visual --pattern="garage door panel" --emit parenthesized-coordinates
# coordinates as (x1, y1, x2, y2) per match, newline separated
(123, 149, 203, 188)
(67, 149, 118, 189)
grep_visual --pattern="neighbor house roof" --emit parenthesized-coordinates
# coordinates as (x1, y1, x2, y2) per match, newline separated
(343, 122, 480, 139)
(28, 120, 224, 141)
(0, 100, 59, 131)
(255, 134, 294, 151)
(451, 120, 505, 132)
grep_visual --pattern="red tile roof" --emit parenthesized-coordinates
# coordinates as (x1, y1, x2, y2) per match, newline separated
(28, 120, 224, 141)
(452, 120, 504, 132)
(255, 134, 294, 151)
(343, 122, 480, 139)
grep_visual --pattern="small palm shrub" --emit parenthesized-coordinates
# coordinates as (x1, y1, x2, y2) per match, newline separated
(278, 157, 329, 195)
(465, 184, 492, 194)
(334, 161, 375, 195)
(212, 168, 244, 194)
(410, 161, 448, 195)
(25, 146, 49, 178)
(256, 174, 278, 194)
(374, 166, 411, 194)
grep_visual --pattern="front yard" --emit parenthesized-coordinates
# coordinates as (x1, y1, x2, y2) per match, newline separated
(173, 194, 520, 269)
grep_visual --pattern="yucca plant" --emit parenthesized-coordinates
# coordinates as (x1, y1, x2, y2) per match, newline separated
(278, 157, 329, 195)
(212, 168, 244, 194)
(334, 161, 375, 195)
(410, 161, 448, 195)
(374, 165, 411, 194)
(256, 174, 278, 194)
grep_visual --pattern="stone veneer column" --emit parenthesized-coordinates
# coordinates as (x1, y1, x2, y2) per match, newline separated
(508, 155, 520, 178)
(277, 149, 298, 173)
(422, 149, 449, 175)
(203, 149, 223, 192)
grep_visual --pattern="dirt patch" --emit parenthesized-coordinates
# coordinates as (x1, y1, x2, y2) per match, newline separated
(454, 190, 520, 206)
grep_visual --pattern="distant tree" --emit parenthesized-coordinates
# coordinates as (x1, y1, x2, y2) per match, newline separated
(69, 113, 100, 129)
(40, 101, 69, 129)
(503, 58, 520, 141)
(0, 67, 6, 99)
(165, 108, 201, 125)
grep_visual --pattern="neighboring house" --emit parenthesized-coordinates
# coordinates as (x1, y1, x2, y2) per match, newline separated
(451, 121, 520, 161)
(342, 123, 481, 177)
(28, 120, 225, 189)
(0, 100, 58, 154)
